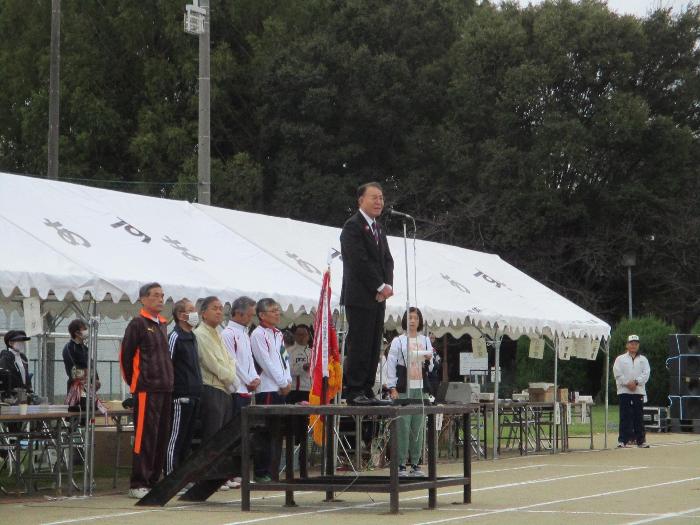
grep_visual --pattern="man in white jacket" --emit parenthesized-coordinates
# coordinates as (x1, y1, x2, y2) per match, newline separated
(612, 334, 651, 448)
(250, 298, 291, 482)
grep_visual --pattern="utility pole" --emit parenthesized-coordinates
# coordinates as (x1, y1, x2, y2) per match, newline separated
(47, 0, 61, 180)
(184, 1, 211, 204)
(622, 252, 636, 318)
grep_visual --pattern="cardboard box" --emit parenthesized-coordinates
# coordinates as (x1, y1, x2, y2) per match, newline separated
(558, 388, 569, 403)
(528, 384, 554, 402)
(528, 387, 554, 402)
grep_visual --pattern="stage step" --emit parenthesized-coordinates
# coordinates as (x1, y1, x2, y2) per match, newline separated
(135, 417, 243, 506)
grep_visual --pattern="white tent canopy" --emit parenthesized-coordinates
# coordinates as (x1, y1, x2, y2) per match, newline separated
(196, 204, 610, 341)
(1, 172, 610, 341)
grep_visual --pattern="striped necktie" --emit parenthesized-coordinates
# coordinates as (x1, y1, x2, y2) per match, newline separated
(371, 221, 379, 244)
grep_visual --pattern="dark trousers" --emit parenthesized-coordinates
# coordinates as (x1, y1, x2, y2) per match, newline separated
(131, 391, 172, 489)
(618, 393, 645, 445)
(286, 390, 310, 448)
(254, 391, 286, 477)
(345, 303, 385, 396)
(165, 397, 199, 475)
(233, 393, 266, 476)
(199, 385, 233, 443)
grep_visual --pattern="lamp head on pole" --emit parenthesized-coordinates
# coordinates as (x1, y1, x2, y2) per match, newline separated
(184, 1, 206, 35)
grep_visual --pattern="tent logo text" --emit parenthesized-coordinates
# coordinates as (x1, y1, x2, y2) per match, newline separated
(43, 219, 91, 248)
(286, 252, 321, 275)
(111, 217, 152, 243)
(441, 273, 470, 294)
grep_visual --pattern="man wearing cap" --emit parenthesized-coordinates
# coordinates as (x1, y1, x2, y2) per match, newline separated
(1, 330, 32, 394)
(613, 334, 651, 448)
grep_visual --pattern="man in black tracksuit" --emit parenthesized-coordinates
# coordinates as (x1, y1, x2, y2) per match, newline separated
(165, 299, 203, 474)
(120, 283, 174, 498)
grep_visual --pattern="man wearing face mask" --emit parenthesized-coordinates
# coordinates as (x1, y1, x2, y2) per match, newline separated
(1, 330, 32, 394)
(165, 299, 203, 475)
(62, 320, 101, 400)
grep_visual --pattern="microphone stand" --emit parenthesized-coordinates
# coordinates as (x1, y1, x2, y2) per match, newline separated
(398, 215, 418, 400)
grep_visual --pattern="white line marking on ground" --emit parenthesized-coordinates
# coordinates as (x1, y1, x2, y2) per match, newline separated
(472, 466, 644, 491)
(412, 475, 700, 525)
(625, 506, 700, 524)
(440, 508, 663, 518)
(39, 492, 299, 525)
(474, 464, 546, 474)
(220, 466, 642, 525)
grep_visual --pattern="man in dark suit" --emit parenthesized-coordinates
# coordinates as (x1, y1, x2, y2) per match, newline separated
(340, 182, 394, 406)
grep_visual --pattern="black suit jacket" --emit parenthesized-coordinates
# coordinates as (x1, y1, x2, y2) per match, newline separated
(0, 348, 32, 393)
(340, 211, 394, 307)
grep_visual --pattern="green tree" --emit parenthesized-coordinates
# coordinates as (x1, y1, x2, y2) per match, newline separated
(1, 0, 699, 334)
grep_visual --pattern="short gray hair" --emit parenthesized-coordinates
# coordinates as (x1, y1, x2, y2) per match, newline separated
(256, 298, 279, 318)
(139, 282, 162, 298)
(172, 298, 192, 322)
(232, 296, 256, 316)
(199, 296, 220, 314)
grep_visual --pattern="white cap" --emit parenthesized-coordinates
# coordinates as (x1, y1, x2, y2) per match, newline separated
(627, 334, 640, 343)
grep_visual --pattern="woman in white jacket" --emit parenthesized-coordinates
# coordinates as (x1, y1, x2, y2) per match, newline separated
(386, 307, 433, 476)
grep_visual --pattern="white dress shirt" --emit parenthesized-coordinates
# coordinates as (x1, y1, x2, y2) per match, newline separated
(358, 208, 388, 293)
(221, 320, 260, 395)
(250, 325, 291, 393)
(613, 351, 651, 396)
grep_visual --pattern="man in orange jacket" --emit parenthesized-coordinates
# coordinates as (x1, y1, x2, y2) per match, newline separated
(120, 282, 174, 499)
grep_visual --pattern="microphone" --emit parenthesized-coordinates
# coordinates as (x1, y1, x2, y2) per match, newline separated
(388, 208, 414, 219)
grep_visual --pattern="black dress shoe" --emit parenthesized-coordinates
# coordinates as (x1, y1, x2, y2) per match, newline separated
(347, 394, 375, 406)
(348, 394, 393, 406)
(367, 395, 393, 406)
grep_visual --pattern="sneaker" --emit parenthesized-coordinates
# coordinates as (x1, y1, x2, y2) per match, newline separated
(254, 474, 272, 483)
(410, 465, 425, 477)
(225, 478, 241, 489)
(218, 483, 231, 491)
(637, 443, 650, 448)
(617, 442, 628, 448)
(398, 465, 409, 477)
(128, 487, 149, 499)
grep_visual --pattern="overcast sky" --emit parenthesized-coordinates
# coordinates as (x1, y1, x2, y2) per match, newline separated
(516, 0, 698, 17)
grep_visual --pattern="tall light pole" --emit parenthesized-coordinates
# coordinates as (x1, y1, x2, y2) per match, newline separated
(47, 0, 61, 180)
(184, 0, 211, 205)
(622, 252, 636, 318)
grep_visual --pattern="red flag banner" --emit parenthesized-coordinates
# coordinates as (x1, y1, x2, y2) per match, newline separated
(308, 269, 342, 445)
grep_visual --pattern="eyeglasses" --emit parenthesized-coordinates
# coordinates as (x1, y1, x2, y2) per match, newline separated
(264, 308, 281, 314)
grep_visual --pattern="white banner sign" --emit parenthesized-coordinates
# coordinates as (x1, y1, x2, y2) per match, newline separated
(23, 297, 43, 336)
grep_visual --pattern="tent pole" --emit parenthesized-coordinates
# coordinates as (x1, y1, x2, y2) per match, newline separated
(553, 335, 558, 454)
(492, 332, 501, 460)
(604, 338, 609, 450)
(83, 298, 99, 496)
